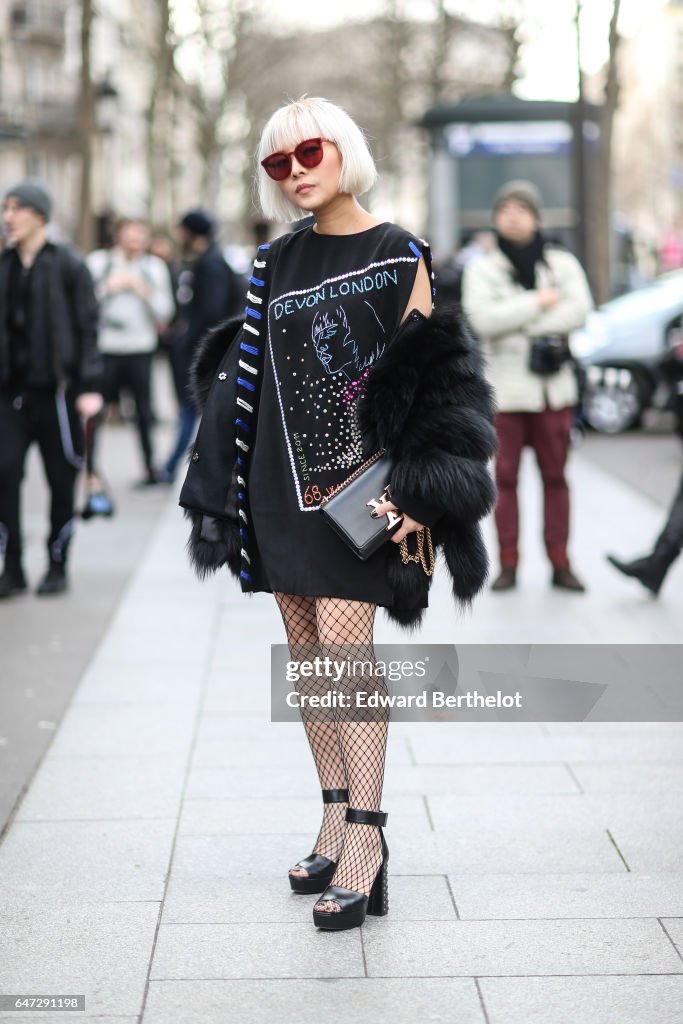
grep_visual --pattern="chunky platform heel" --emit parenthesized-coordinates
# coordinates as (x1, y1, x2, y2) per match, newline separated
(289, 788, 349, 895)
(312, 807, 389, 931)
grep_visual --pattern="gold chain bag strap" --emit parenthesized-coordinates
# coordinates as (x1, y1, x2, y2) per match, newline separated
(399, 526, 435, 577)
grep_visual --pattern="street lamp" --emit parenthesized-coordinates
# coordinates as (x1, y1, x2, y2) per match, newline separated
(93, 74, 119, 243)
(94, 75, 118, 135)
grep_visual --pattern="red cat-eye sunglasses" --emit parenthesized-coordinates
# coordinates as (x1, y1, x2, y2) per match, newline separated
(260, 138, 333, 181)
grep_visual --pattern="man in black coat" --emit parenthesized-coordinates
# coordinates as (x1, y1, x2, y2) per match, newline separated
(159, 209, 246, 482)
(0, 181, 103, 597)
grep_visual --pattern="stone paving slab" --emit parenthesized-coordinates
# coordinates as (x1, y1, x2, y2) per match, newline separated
(150, 922, 364, 980)
(410, 732, 683, 764)
(478, 975, 683, 1024)
(93, 611, 213, 665)
(0, 900, 158, 1016)
(201, 680, 272, 716)
(449, 873, 683, 919)
(0, 1018, 137, 1023)
(15, 755, 187, 822)
(171, 834, 328, 879)
(425, 791, 609, 832)
(395, 721, 547, 736)
(542, 722, 683, 735)
(595, 819, 683, 872)
(361, 919, 683, 977)
(184, 761, 581, 798)
(570, 762, 683, 793)
(178, 794, 432, 838)
(0, 1018, 138, 1023)
(45, 705, 196, 759)
(661, 918, 683, 958)
(72, 661, 204, 707)
(389, 827, 620, 875)
(143, 978, 485, 1024)
(196, 715, 306, 740)
(0, 820, 175, 901)
(163, 869, 456, 925)
(192, 734, 414, 769)
(384, 762, 579, 795)
(426, 790, 683, 834)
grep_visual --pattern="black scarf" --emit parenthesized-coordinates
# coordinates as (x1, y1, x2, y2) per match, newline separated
(496, 230, 546, 290)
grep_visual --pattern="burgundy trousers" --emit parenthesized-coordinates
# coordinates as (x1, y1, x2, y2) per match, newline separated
(494, 406, 574, 570)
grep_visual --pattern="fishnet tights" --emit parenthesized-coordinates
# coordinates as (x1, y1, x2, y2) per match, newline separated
(275, 593, 388, 913)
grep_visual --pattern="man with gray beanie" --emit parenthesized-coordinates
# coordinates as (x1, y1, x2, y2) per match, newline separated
(462, 180, 593, 592)
(0, 180, 103, 597)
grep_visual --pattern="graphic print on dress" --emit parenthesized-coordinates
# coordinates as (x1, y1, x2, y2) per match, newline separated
(268, 254, 420, 512)
(312, 301, 386, 380)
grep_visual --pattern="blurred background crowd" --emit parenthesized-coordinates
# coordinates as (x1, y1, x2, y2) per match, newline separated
(2, 0, 683, 599)
(3, 0, 683, 435)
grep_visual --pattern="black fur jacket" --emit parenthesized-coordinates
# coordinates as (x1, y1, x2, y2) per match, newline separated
(179, 306, 497, 629)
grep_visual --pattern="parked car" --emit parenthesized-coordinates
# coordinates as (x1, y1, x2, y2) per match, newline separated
(570, 271, 683, 433)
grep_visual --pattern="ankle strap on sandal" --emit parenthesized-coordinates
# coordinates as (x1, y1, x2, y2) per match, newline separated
(346, 807, 388, 827)
(322, 788, 349, 804)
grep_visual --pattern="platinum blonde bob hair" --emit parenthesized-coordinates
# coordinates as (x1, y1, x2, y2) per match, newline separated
(257, 97, 378, 223)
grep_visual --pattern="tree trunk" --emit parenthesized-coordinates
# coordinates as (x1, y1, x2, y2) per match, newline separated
(76, 0, 95, 251)
(592, 0, 622, 303)
(146, 0, 176, 226)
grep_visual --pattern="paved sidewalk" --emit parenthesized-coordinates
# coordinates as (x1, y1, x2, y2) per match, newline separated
(0, 448, 682, 1023)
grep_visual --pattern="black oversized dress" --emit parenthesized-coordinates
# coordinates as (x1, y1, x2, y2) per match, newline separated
(245, 222, 432, 607)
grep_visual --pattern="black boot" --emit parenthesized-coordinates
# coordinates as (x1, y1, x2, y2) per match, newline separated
(605, 552, 673, 595)
(36, 562, 68, 596)
(0, 564, 28, 599)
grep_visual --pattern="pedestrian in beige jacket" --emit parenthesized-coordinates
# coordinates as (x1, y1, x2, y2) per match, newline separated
(462, 180, 593, 592)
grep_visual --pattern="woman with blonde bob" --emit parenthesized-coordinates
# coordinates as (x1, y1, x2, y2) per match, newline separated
(180, 97, 496, 931)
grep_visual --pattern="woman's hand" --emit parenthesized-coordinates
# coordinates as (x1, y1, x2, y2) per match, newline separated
(371, 500, 424, 543)
(76, 392, 104, 419)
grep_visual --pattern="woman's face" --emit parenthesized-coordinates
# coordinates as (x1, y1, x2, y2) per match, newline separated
(275, 139, 343, 215)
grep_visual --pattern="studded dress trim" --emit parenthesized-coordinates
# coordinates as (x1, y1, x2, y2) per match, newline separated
(234, 243, 271, 590)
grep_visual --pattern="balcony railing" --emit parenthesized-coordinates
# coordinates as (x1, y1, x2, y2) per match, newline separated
(0, 99, 78, 138)
(10, 1, 66, 46)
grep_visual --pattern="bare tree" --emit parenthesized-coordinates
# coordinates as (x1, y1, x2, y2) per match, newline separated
(178, 0, 265, 203)
(76, 0, 95, 250)
(163, 3, 518, 230)
(140, 0, 178, 226)
(591, 0, 622, 303)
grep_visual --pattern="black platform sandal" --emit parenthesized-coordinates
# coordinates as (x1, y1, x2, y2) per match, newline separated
(312, 807, 389, 931)
(288, 788, 349, 895)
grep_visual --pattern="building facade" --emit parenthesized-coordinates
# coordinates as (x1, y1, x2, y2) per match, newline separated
(612, 0, 683, 271)
(1, 2, 516, 245)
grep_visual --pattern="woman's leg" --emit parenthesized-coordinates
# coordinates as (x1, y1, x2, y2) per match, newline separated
(313, 598, 388, 912)
(274, 592, 348, 874)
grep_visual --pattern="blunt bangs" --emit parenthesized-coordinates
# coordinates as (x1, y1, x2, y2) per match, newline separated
(256, 97, 378, 222)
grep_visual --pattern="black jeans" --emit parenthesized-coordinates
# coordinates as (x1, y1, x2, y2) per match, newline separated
(0, 389, 84, 570)
(656, 469, 683, 559)
(94, 352, 155, 473)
